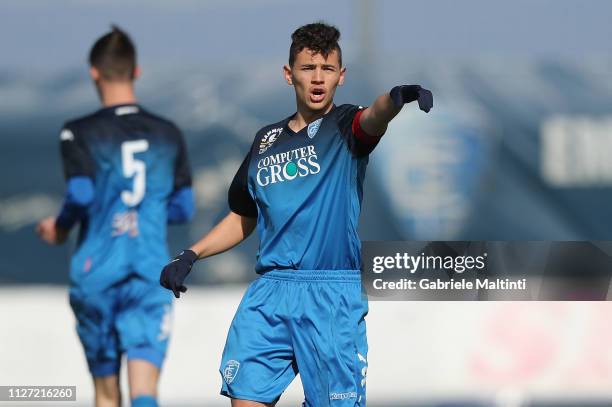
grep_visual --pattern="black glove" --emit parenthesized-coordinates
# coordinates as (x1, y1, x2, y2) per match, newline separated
(390, 85, 433, 113)
(160, 249, 198, 298)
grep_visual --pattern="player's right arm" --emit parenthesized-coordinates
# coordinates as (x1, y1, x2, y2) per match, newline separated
(359, 85, 433, 137)
(160, 149, 257, 298)
(159, 211, 255, 298)
(37, 125, 95, 245)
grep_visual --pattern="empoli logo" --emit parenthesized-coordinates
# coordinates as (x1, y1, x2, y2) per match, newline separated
(307, 118, 322, 139)
(223, 360, 240, 384)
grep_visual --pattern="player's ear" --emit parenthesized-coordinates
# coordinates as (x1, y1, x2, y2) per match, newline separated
(338, 66, 346, 86)
(133, 65, 141, 80)
(89, 66, 100, 81)
(283, 64, 293, 86)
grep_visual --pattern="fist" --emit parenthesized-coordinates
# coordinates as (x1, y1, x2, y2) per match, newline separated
(36, 217, 68, 245)
(390, 84, 433, 113)
(160, 250, 198, 298)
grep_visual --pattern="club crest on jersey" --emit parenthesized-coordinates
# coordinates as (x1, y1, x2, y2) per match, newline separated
(223, 360, 240, 384)
(307, 118, 322, 139)
(259, 127, 283, 154)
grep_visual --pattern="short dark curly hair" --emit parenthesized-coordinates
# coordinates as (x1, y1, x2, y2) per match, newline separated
(289, 22, 342, 67)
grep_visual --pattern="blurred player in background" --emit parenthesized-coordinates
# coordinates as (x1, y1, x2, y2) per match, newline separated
(36, 26, 194, 407)
(160, 22, 432, 406)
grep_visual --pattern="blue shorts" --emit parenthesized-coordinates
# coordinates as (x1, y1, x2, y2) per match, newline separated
(219, 270, 368, 406)
(69, 275, 173, 377)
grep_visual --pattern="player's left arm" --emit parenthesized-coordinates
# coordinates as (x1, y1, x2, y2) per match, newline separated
(359, 85, 433, 137)
(167, 126, 195, 224)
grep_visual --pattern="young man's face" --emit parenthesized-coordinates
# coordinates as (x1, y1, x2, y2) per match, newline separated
(284, 48, 345, 115)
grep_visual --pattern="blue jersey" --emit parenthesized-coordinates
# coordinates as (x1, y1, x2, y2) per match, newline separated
(229, 104, 380, 273)
(60, 104, 192, 291)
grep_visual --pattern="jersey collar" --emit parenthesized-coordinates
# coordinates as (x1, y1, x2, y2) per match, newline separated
(283, 104, 336, 136)
(97, 103, 141, 116)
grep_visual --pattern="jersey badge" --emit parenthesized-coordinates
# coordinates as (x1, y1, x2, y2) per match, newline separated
(307, 118, 322, 139)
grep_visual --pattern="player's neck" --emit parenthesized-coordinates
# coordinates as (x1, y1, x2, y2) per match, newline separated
(290, 102, 333, 132)
(98, 81, 138, 108)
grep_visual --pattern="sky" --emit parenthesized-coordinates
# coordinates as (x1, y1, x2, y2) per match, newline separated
(1, 0, 612, 73)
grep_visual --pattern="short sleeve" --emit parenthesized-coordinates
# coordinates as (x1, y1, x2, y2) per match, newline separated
(173, 127, 192, 190)
(59, 125, 96, 180)
(335, 104, 381, 157)
(228, 150, 257, 218)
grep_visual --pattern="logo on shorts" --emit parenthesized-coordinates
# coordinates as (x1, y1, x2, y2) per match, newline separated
(223, 360, 240, 384)
(329, 392, 357, 400)
(358, 352, 367, 388)
(307, 118, 322, 139)
(157, 305, 172, 341)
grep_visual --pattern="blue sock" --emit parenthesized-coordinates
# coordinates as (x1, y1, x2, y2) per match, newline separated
(131, 395, 158, 407)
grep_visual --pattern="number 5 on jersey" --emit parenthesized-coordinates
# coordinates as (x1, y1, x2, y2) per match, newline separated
(121, 140, 149, 207)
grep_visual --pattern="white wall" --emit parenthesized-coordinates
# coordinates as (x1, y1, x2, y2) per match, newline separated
(2, 287, 612, 406)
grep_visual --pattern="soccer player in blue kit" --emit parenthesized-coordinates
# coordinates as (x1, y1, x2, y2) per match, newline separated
(36, 27, 194, 407)
(160, 22, 432, 406)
